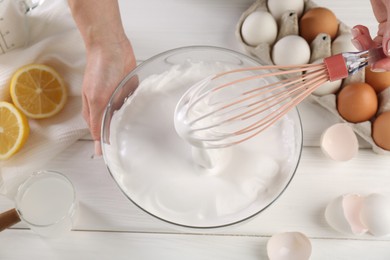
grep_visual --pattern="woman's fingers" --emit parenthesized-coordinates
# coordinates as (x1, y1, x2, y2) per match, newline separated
(351, 25, 378, 50)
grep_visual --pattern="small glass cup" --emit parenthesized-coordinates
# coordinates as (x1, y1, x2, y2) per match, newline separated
(0, 0, 45, 54)
(14, 170, 78, 237)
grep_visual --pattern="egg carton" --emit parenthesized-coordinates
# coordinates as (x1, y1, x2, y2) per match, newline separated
(235, 0, 390, 155)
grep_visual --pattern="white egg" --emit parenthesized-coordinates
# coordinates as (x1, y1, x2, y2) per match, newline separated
(332, 34, 358, 55)
(272, 35, 311, 66)
(320, 123, 358, 161)
(267, 0, 304, 21)
(312, 80, 342, 96)
(325, 194, 368, 235)
(361, 193, 390, 237)
(267, 232, 312, 260)
(241, 11, 278, 46)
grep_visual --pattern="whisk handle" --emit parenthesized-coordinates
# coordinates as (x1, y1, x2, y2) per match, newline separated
(324, 54, 348, 81)
(324, 47, 387, 82)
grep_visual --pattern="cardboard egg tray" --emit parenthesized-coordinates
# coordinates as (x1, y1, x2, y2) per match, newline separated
(235, 0, 390, 155)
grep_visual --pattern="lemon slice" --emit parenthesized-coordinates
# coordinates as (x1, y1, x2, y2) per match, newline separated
(0, 101, 30, 160)
(10, 64, 67, 119)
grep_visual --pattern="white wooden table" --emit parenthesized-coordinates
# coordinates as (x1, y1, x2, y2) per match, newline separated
(1, 0, 390, 259)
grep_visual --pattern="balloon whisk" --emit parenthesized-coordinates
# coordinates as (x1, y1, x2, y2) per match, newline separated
(174, 47, 386, 148)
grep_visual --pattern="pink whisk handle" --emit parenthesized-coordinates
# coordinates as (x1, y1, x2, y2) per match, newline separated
(323, 54, 348, 81)
(324, 46, 386, 82)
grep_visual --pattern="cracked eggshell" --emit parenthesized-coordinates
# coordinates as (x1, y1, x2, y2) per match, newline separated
(267, 232, 311, 260)
(325, 194, 368, 235)
(361, 193, 390, 237)
(320, 123, 359, 161)
(326, 193, 390, 237)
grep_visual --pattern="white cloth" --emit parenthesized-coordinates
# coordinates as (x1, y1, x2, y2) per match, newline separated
(0, 0, 89, 197)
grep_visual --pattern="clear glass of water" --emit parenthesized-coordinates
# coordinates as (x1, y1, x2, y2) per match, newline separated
(15, 170, 78, 237)
(0, 0, 45, 54)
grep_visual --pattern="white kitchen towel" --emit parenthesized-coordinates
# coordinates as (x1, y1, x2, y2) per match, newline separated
(0, 0, 89, 197)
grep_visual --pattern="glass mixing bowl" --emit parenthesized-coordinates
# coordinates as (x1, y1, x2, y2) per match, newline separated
(102, 46, 303, 229)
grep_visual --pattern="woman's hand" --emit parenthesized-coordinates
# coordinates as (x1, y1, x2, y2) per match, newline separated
(352, 0, 390, 71)
(82, 40, 136, 155)
(68, 0, 136, 155)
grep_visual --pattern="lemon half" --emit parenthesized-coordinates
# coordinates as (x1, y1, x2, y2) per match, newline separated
(10, 64, 67, 119)
(0, 101, 30, 160)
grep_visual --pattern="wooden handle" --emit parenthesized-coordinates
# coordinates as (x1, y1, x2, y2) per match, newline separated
(0, 208, 21, 232)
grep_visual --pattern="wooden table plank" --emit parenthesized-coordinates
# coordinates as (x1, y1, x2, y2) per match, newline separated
(1, 229, 390, 260)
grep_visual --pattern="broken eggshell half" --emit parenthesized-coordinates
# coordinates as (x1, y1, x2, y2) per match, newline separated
(267, 231, 312, 260)
(320, 123, 359, 161)
(325, 193, 390, 237)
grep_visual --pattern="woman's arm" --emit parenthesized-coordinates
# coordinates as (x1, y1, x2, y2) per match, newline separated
(68, 0, 136, 155)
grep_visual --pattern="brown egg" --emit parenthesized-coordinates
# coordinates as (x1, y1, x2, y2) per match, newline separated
(299, 7, 339, 43)
(337, 82, 378, 123)
(373, 111, 390, 150)
(365, 66, 390, 93)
